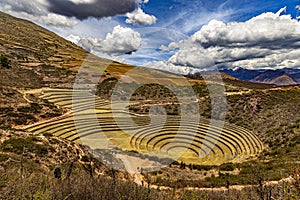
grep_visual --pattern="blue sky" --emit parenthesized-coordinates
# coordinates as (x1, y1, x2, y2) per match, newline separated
(1, 0, 300, 73)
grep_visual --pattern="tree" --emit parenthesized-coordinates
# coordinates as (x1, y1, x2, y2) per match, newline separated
(0, 55, 10, 68)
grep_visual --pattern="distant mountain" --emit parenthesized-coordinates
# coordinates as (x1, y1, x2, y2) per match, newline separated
(221, 68, 300, 85)
(221, 68, 262, 81)
(288, 70, 300, 83)
(269, 74, 297, 85)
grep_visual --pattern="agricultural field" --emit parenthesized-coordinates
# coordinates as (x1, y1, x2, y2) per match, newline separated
(24, 88, 263, 166)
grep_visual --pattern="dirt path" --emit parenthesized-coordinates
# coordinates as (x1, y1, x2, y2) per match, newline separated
(225, 89, 252, 96)
(17, 88, 46, 103)
(115, 154, 144, 185)
(149, 176, 294, 192)
(15, 111, 72, 130)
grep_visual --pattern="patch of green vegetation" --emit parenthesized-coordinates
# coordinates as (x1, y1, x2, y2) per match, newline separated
(5, 111, 37, 125)
(1, 137, 50, 156)
(132, 83, 179, 101)
(96, 77, 119, 99)
(192, 83, 209, 97)
(152, 159, 298, 189)
(225, 89, 300, 144)
(219, 162, 235, 171)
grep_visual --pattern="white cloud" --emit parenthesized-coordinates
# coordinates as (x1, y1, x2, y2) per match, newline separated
(78, 37, 102, 52)
(0, 0, 77, 27)
(191, 11, 300, 47)
(143, 61, 203, 74)
(154, 7, 300, 74)
(66, 34, 81, 44)
(67, 25, 142, 58)
(168, 45, 215, 69)
(99, 25, 142, 55)
(56, 18, 120, 40)
(39, 13, 77, 27)
(126, 8, 157, 25)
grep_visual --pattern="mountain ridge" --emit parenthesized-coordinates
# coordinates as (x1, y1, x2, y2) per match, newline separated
(221, 68, 300, 85)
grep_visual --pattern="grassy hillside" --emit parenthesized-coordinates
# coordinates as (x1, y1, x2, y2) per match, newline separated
(0, 11, 87, 66)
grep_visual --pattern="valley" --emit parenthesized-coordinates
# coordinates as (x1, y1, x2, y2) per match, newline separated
(0, 9, 299, 200)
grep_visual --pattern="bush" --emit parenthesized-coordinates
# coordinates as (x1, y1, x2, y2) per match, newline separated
(219, 162, 235, 171)
(0, 55, 10, 68)
(81, 155, 90, 162)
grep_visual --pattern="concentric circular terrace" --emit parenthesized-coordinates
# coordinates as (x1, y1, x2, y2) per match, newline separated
(24, 89, 263, 165)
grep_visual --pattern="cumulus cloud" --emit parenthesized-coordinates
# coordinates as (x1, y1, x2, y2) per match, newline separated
(67, 25, 142, 56)
(0, 0, 77, 27)
(66, 34, 81, 44)
(0, 0, 48, 15)
(77, 37, 102, 52)
(98, 25, 142, 55)
(143, 61, 204, 75)
(168, 45, 215, 69)
(39, 13, 77, 27)
(126, 8, 157, 25)
(191, 11, 300, 49)
(154, 7, 300, 74)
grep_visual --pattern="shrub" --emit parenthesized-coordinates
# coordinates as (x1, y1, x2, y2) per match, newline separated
(220, 162, 235, 171)
(81, 155, 90, 162)
(43, 132, 53, 137)
(0, 55, 10, 68)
